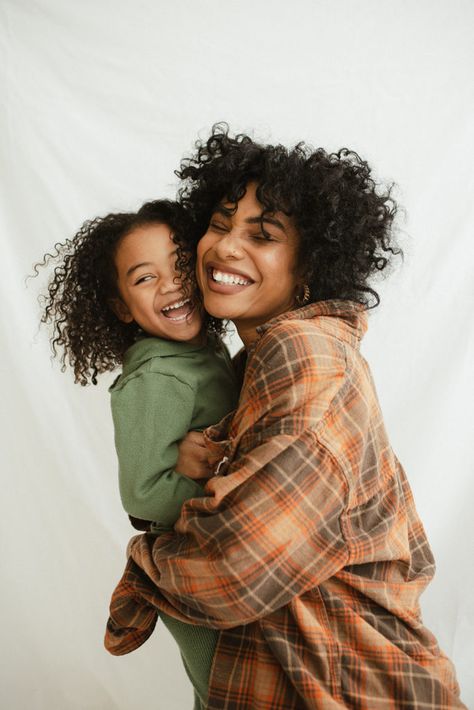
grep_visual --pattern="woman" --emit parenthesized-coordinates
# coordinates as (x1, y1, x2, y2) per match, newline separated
(105, 126, 465, 709)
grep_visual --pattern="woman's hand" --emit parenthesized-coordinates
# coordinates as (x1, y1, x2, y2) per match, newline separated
(176, 431, 211, 481)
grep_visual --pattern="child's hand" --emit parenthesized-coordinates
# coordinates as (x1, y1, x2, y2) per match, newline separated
(176, 431, 211, 480)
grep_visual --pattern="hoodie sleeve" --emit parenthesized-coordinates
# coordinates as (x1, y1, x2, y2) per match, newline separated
(111, 371, 206, 525)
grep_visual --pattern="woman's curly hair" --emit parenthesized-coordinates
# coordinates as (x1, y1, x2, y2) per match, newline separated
(176, 123, 401, 307)
(36, 199, 219, 386)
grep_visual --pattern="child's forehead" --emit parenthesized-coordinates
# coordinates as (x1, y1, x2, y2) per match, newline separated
(118, 223, 174, 252)
(115, 224, 176, 269)
(122, 222, 174, 242)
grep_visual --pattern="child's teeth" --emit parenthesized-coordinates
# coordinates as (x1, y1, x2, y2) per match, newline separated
(163, 299, 189, 312)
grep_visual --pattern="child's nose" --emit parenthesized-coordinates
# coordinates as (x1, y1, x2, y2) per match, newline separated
(159, 272, 180, 294)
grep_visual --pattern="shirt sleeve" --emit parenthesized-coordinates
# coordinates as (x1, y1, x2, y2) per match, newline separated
(111, 371, 205, 525)
(124, 325, 351, 627)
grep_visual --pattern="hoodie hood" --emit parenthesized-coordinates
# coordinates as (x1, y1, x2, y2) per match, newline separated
(121, 336, 212, 377)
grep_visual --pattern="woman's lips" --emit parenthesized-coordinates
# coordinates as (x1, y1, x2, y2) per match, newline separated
(206, 266, 254, 293)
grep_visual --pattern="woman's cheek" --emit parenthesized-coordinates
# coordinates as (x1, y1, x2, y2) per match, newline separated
(196, 239, 211, 289)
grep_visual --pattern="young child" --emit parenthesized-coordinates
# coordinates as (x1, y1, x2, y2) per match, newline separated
(38, 199, 239, 709)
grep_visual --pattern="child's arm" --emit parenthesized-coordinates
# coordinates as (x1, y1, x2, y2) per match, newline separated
(111, 370, 206, 527)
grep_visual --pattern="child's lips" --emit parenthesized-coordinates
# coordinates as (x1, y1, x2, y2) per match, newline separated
(161, 299, 194, 320)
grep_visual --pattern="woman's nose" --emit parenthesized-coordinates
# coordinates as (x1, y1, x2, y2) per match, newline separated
(214, 231, 243, 260)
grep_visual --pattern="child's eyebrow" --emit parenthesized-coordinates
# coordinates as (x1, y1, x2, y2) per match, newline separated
(126, 262, 153, 277)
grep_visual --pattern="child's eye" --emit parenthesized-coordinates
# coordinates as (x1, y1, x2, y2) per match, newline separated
(135, 274, 155, 285)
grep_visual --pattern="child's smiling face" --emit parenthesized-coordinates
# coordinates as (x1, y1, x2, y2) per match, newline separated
(112, 223, 203, 343)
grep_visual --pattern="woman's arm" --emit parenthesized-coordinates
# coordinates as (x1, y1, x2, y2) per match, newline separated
(105, 426, 348, 654)
(105, 323, 350, 652)
(132, 428, 348, 624)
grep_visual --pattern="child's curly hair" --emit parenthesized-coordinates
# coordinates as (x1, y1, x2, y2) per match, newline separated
(36, 199, 220, 385)
(176, 123, 401, 307)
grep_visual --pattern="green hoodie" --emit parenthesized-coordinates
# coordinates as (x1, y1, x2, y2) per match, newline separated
(110, 335, 238, 523)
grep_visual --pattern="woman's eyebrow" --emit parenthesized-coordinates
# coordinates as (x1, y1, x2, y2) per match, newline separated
(245, 215, 286, 232)
(213, 205, 286, 232)
(213, 205, 233, 218)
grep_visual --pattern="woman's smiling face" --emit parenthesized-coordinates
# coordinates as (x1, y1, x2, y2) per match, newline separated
(197, 183, 301, 346)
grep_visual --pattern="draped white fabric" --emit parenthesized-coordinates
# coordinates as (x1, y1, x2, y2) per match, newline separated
(1, 1, 473, 707)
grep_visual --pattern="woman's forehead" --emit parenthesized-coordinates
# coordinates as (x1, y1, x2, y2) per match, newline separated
(212, 185, 299, 247)
(217, 182, 292, 223)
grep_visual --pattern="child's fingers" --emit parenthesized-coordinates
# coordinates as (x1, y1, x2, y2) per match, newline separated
(176, 432, 211, 479)
(183, 430, 207, 448)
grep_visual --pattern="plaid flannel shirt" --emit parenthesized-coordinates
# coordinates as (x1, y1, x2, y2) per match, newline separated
(105, 300, 464, 709)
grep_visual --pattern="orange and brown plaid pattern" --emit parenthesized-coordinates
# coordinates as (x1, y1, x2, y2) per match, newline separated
(105, 300, 465, 709)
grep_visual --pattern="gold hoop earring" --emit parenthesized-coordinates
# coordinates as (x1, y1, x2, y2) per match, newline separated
(296, 284, 310, 306)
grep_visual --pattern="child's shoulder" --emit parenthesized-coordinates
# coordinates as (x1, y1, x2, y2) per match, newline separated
(110, 337, 207, 392)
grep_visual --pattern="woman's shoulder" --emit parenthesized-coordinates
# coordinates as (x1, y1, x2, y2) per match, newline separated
(254, 317, 348, 373)
(238, 319, 349, 418)
(234, 315, 359, 436)
(253, 302, 367, 370)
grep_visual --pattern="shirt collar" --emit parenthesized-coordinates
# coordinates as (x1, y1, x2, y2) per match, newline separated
(253, 299, 368, 350)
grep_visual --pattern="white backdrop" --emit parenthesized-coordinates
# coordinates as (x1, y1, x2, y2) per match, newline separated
(1, 1, 473, 708)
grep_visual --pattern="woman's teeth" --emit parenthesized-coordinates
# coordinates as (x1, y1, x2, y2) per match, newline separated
(212, 269, 251, 285)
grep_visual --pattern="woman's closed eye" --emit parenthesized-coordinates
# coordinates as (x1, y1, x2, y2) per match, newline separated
(209, 220, 229, 233)
(250, 232, 278, 243)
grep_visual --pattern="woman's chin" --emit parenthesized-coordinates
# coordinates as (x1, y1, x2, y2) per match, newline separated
(201, 293, 235, 321)
(205, 304, 235, 320)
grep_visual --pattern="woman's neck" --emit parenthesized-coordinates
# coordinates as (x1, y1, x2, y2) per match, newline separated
(235, 324, 258, 349)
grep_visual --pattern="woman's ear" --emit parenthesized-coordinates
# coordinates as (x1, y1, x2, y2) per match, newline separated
(109, 298, 134, 324)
